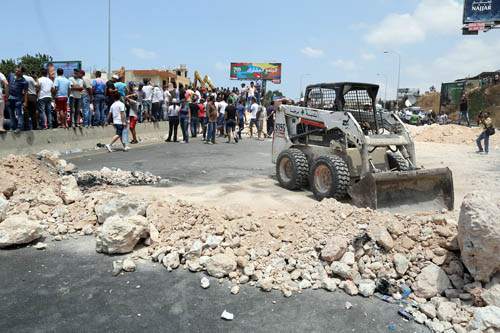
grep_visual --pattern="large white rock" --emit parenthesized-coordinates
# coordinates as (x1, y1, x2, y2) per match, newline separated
(95, 215, 149, 254)
(357, 279, 376, 297)
(0, 197, 8, 222)
(458, 191, 500, 282)
(36, 188, 63, 206)
(0, 215, 42, 248)
(320, 235, 348, 262)
(375, 225, 393, 251)
(470, 306, 500, 331)
(58, 176, 83, 205)
(482, 273, 500, 307)
(412, 263, 451, 298)
(436, 301, 457, 322)
(95, 197, 148, 223)
(393, 253, 410, 276)
(330, 261, 354, 279)
(205, 253, 237, 278)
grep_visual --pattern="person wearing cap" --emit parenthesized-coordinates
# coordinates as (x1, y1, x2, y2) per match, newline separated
(104, 92, 129, 152)
(166, 98, 180, 142)
(80, 70, 93, 128)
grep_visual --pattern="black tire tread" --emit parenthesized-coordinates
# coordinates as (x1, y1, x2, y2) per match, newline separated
(276, 148, 309, 190)
(310, 155, 350, 200)
(387, 152, 409, 171)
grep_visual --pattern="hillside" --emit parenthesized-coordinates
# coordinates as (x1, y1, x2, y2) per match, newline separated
(416, 84, 500, 125)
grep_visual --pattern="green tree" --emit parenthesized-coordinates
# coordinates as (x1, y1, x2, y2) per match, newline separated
(264, 90, 284, 104)
(0, 58, 16, 76)
(0, 53, 53, 76)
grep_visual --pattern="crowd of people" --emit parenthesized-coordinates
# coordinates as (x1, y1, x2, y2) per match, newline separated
(0, 65, 279, 151)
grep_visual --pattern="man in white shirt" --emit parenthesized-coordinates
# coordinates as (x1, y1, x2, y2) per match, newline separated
(69, 69, 84, 127)
(0, 71, 9, 132)
(163, 86, 171, 121)
(246, 82, 256, 112)
(141, 80, 153, 122)
(217, 98, 227, 136)
(249, 97, 259, 138)
(37, 68, 54, 129)
(152, 84, 163, 122)
(104, 93, 129, 152)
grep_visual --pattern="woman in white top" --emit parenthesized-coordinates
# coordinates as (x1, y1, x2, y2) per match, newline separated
(166, 99, 180, 142)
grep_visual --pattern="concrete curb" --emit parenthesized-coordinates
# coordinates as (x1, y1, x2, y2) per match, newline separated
(0, 122, 169, 158)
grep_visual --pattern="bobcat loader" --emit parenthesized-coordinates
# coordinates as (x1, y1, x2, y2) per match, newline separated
(272, 82, 454, 211)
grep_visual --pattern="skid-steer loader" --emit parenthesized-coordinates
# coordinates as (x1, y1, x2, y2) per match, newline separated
(272, 82, 454, 211)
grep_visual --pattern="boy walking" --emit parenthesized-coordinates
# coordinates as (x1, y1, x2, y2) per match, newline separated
(104, 93, 129, 152)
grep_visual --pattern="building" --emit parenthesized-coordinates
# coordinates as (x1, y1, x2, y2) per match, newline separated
(122, 64, 190, 87)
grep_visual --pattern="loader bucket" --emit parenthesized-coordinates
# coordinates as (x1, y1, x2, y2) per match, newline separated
(349, 168, 454, 212)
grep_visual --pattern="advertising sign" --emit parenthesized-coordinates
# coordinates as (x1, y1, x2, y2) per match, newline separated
(43, 61, 82, 79)
(397, 88, 420, 100)
(463, 0, 500, 23)
(468, 22, 487, 30)
(440, 82, 465, 106)
(230, 63, 281, 83)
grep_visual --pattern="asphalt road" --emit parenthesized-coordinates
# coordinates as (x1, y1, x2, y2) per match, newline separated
(1, 139, 429, 332)
(67, 137, 275, 186)
(0, 237, 428, 333)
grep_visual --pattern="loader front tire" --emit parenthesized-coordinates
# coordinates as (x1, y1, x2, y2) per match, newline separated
(387, 152, 409, 171)
(276, 148, 309, 190)
(310, 155, 350, 201)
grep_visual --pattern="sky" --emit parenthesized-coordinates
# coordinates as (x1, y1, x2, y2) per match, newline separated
(2, 0, 500, 99)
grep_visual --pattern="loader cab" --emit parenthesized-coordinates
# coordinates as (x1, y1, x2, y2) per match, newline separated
(304, 82, 381, 134)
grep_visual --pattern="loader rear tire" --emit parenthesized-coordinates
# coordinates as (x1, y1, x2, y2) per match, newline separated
(276, 148, 309, 190)
(310, 155, 350, 201)
(387, 152, 409, 171)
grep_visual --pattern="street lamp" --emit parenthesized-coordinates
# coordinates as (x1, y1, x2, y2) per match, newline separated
(300, 73, 311, 99)
(108, 0, 111, 79)
(376, 73, 388, 103)
(384, 50, 401, 109)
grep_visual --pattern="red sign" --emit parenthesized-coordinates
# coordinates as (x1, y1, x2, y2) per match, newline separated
(468, 22, 486, 31)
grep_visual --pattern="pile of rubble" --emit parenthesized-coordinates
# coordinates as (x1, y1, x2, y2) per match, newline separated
(408, 124, 500, 147)
(75, 168, 166, 187)
(0, 152, 499, 332)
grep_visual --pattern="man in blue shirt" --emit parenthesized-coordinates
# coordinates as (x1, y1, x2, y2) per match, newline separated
(236, 100, 246, 140)
(54, 68, 71, 128)
(92, 71, 107, 126)
(7, 65, 28, 133)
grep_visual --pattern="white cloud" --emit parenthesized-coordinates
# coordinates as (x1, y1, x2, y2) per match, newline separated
(365, 0, 462, 45)
(130, 48, 157, 59)
(331, 59, 357, 71)
(361, 53, 376, 61)
(215, 61, 229, 71)
(300, 46, 325, 58)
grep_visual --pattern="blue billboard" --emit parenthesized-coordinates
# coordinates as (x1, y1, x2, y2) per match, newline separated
(43, 61, 82, 79)
(463, 0, 500, 23)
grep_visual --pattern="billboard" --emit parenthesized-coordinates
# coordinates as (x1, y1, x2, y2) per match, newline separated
(397, 88, 420, 100)
(230, 63, 281, 83)
(463, 0, 500, 23)
(440, 82, 465, 106)
(43, 61, 82, 79)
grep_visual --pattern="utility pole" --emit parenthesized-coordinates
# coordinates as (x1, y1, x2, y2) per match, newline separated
(108, 0, 111, 79)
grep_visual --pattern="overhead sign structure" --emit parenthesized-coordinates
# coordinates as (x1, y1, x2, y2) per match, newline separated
(397, 88, 420, 100)
(43, 61, 82, 79)
(230, 63, 281, 83)
(463, 0, 500, 23)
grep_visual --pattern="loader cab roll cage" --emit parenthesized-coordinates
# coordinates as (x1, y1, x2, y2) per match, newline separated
(304, 82, 381, 134)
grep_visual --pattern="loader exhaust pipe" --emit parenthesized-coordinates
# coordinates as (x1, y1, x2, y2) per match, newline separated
(349, 168, 454, 212)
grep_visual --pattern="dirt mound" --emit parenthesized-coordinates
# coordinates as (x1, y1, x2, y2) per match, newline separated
(416, 92, 440, 112)
(408, 124, 500, 147)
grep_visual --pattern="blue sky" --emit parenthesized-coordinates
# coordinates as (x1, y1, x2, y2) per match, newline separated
(3, 0, 500, 99)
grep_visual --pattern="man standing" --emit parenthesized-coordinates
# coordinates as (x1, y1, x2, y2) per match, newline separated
(179, 99, 190, 143)
(477, 112, 493, 155)
(142, 80, 153, 122)
(458, 93, 470, 127)
(206, 95, 217, 144)
(125, 93, 140, 144)
(105, 75, 118, 123)
(255, 77, 262, 104)
(54, 67, 71, 128)
(217, 97, 227, 137)
(224, 99, 238, 143)
(249, 97, 258, 138)
(256, 101, 266, 140)
(37, 68, 54, 129)
(152, 84, 163, 122)
(246, 82, 256, 111)
(266, 101, 275, 138)
(92, 71, 107, 126)
(236, 100, 246, 140)
(189, 95, 200, 138)
(135, 82, 145, 123)
(0, 70, 9, 132)
(23, 71, 38, 130)
(163, 85, 171, 121)
(69, 69, 84, 128)
(7, 65, 28, 133)
(104, 93, 129, 152)
(80, 70, 93, 128)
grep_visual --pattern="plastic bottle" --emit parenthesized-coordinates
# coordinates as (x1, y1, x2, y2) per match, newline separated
(122, 127, 129, 144)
